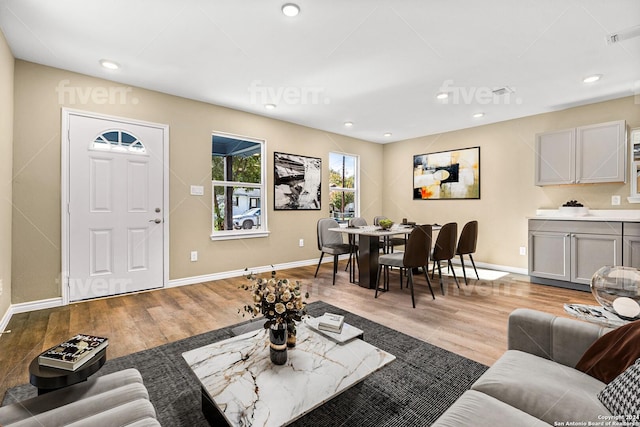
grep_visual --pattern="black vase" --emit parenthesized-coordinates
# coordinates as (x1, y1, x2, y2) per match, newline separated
(269, 324, 288, 365)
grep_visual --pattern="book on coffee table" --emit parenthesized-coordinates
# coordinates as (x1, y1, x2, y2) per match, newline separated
(304, 316, 363, 343)
(318, 313, 344, 333)
(38, 334, 108, 371)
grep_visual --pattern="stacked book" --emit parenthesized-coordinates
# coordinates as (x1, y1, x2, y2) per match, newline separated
(38, 334, 108, 371)
(317, 313, 345, 334)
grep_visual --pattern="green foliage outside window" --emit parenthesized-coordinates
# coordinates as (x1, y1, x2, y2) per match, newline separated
(329, 153, 356, 221)
(212, 151, 262, 231)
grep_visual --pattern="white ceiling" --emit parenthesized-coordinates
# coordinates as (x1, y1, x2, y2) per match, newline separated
(1, 0, 639, 143)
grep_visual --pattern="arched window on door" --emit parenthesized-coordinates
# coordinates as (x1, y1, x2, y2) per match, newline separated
(92, 130, 146, 153)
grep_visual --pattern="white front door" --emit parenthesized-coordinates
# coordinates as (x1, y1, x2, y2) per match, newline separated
(65, 111, 167, 301)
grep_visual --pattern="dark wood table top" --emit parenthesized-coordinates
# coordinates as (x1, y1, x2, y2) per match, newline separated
(29, 348, 107, 393)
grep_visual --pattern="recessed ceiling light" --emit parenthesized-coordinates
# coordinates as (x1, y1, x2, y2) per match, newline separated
(99, 59, 119, 70)
(472, 112, 485, 118)
(583, 74, 602, 83)
(384, 132, 392, 137)
(344, 121, 354, 128)
(436, 92, 449, 100)
(282, 3, 300, 17)
(265, 104, 276, 110)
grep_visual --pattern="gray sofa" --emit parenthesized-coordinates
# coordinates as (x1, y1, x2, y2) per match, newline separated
(0, 368, 160, 426)
(434, 308, 614, 426)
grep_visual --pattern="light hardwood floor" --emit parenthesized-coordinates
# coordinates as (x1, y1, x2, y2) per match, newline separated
(0, 263, 595, 401)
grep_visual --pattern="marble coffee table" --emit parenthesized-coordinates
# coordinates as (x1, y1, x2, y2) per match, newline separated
(182, 322, 395, 427)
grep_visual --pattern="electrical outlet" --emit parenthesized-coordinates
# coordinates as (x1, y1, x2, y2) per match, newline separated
(612, 195, 621, 206)
(190, 251, 198, 262)
(299, 239, 304, 247)
(519, 246, 527, 256)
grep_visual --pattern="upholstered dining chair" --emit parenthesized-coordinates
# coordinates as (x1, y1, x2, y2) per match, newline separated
(314, 218, 351, 286)
(373, 215, 405, 253)
(431, 222, 460, 294)
(374, 224, 435, 308)
(456, 220, 479, 286)
(345, 217, 367, 276)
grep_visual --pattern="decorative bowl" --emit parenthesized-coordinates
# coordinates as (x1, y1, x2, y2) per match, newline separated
(558, 206, 589, 217)
(378, 219, 393, 230)
(591, 266, 640, 319)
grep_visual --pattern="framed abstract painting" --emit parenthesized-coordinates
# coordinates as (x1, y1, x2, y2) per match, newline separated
(413, 146, 480, 200)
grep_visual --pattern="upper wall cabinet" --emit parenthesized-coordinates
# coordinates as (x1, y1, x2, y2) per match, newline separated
(535, 120, 626, 186)
(535, 128, 575, 185)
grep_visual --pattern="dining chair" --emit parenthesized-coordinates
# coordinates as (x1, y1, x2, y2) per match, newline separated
(314, 218, 352, 286)
(456, 220, 479, 285)
(345, 217, 367, 277)
(373, 216, 405, 253)
(431, 222, 460, 294)
(374, 224, 435, 308)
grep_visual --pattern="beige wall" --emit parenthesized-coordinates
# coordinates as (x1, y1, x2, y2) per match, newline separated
(12, 60, 384, 303)
(0, 31, 13, 319)
(10, 59, 640, 305)
(382, 97, 640, 269)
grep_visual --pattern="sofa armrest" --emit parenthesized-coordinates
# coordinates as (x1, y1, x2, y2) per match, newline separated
(507, 308, 610, 367)
(0, 369, 158, 427)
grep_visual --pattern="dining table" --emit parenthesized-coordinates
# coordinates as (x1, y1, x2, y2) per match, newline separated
(329, 224, 441, 289)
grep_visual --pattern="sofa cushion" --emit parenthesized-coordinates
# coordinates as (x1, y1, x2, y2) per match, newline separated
(471, 350, 610, 425)
(576, 319, 640, 383)
(432, 390, 550, 427)
(0, 368, 145, 425)
(65, 399, 160, 427)
(597, 358, 640, 417)
(507, 308, 609, 368)
(0, 369, 161, 427)
(7, 383, 150, 427)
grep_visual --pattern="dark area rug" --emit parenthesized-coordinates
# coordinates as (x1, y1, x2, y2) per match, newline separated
(2, 301, 487, 426)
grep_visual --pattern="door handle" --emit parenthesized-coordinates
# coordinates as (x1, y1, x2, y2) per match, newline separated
(149, 218, 162, 224)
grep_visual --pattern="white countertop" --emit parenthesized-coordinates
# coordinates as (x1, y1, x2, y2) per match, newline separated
(530, 209, 640, 222)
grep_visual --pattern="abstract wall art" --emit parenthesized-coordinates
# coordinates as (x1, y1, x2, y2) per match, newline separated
(413, 147, 480, 200)
(274, 152, 322, 210)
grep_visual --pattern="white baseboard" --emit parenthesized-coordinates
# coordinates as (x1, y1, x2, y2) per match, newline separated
(168, 256, 526, 289)
(167, 256, 346, 288)
(0, 306, 11, 336)
(450, 259, 527, 276)
(11, 297, 64, 314)
(0, 297, 64, 340)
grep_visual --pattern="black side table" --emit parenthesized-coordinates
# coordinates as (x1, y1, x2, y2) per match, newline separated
(29, 348, 107, 395)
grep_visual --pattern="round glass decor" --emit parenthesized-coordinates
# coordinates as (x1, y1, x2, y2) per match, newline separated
(591, 266, 640, 320)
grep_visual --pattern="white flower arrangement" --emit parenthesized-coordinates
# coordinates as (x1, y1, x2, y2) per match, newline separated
(239, 269, 308, 331)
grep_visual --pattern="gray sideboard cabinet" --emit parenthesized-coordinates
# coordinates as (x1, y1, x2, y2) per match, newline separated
(535, 120, 626, 186)
(623, 223, 640, 268)
(528, 219, 623, 291)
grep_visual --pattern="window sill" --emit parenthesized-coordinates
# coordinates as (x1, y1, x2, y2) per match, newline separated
(210, 230, 270, 241)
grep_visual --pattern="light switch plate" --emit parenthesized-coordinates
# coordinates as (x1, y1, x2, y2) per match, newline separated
(190, 185, 204, 196)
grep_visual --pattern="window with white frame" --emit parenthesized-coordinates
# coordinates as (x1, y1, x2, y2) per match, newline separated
(211, 133, 267, 239)
(329, 152, 359, 223)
